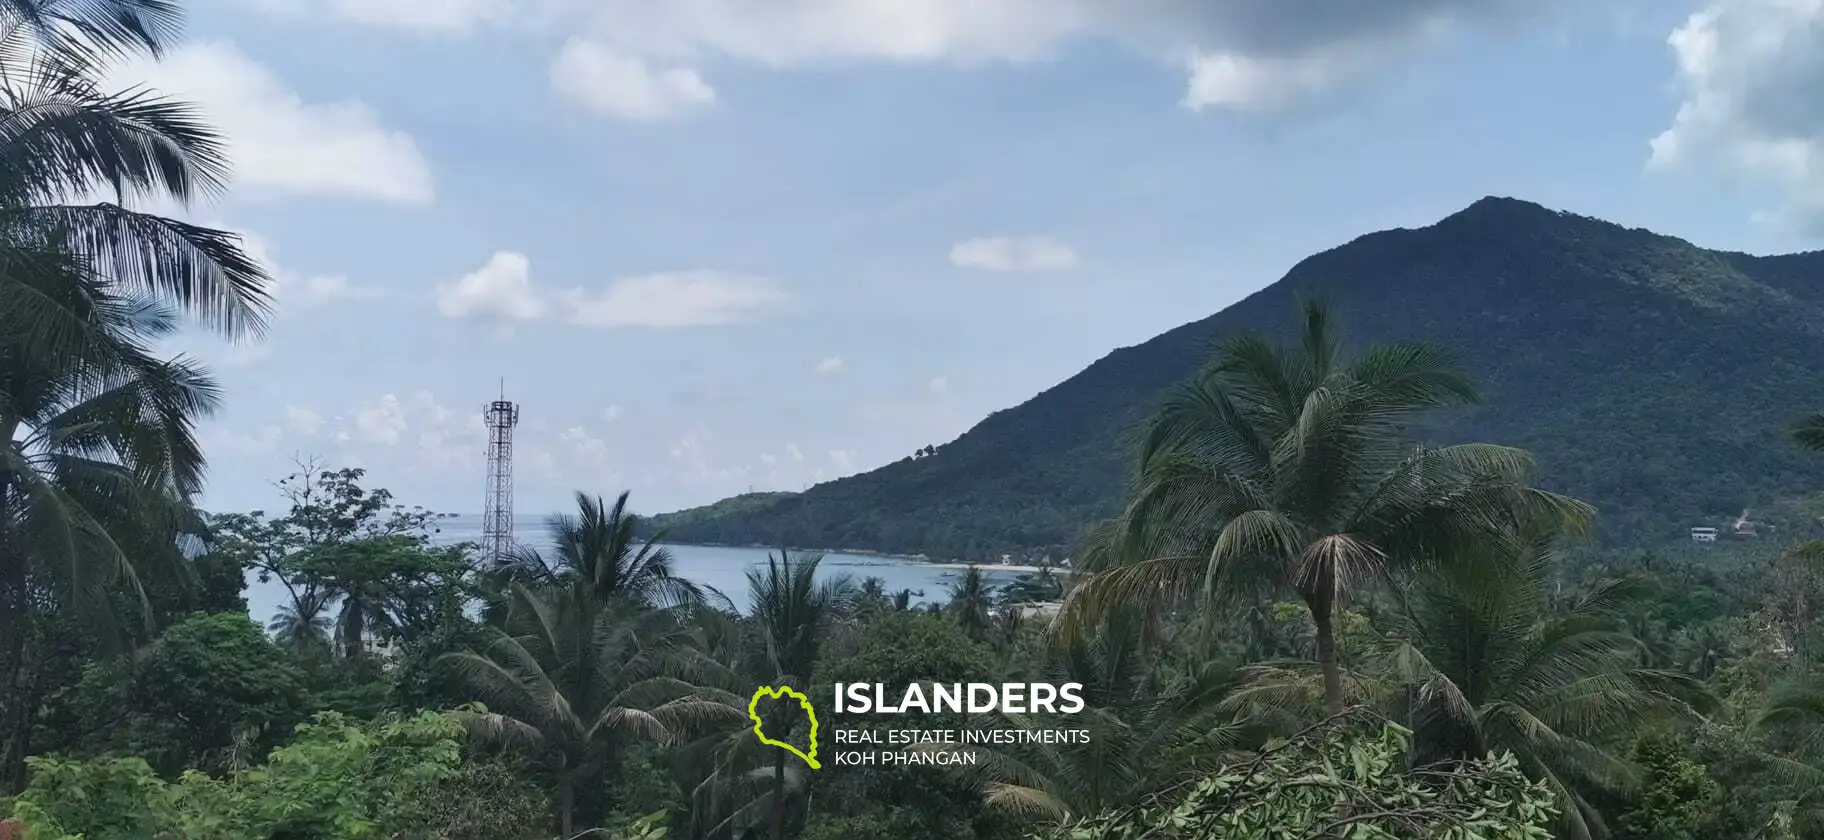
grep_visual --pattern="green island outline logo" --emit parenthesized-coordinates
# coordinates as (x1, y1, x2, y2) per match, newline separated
(748, 685, 821, 769)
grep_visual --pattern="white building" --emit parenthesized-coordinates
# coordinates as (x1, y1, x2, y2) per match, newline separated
(1690, 527, 1718, 543)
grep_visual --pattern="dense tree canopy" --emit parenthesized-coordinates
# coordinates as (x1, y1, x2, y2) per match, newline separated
(8, 15, 1824, 837)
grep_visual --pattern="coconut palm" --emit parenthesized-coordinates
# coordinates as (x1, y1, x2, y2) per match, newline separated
(267, 588, 333, 654)
(508, 491, 704, 611)
(443, 582, 741, 836)
(745, 550, 854, 840)
(1378, 531, 1706, 840)
(946, 565, 993, 640)
(934, 606, 1257, 823)
(0, 283, 220, 787)
(1063, 299, 1592, 714)
(1794, 413, 1824, 453)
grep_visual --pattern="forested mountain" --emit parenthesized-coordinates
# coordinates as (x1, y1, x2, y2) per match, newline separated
(653, 197, 1824, 557)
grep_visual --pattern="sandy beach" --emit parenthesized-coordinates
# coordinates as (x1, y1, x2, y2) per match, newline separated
(921, 562, 1072, 575)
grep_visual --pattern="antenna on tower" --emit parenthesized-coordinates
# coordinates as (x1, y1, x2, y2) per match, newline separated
(482, 384, 520, 567)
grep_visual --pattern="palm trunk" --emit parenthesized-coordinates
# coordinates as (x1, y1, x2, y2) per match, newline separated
(559, 775, 575, 838)
(0, 478, 30, 794)
(769, 748, 787, 840)
(1306, 587, 1345, 715)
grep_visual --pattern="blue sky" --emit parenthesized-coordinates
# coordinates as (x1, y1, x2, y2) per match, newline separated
(114, 0, 1824, 516)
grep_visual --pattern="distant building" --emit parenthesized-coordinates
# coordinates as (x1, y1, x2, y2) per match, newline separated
(1690, 527, 1719, 543)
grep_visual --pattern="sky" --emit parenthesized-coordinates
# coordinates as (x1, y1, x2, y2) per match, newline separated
(107, 0, 1824, 517)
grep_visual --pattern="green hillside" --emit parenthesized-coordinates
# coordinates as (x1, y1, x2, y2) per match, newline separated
(652, 197, 1824, 557)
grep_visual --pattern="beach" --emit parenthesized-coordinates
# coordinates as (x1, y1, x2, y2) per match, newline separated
(921, 561, 1071, 575)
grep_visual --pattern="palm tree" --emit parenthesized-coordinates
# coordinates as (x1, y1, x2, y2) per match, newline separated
(1064, 299, 1591, 714)
(946, 566, 993, 640)
(443, 583, 739, 836)
(509, 491, 704, 610)
(935, 607, 1256, 823)
(267, 588, 333, 654)
(0, 286, 221, 787)
(1377, 531, 1705, 839)
(1794, 413, 1824, 453)
(745, 550, 854, 840)
(0, 0, 271, 790)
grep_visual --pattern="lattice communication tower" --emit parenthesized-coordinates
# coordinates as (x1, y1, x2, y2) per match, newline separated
(482, 389, 520, 567)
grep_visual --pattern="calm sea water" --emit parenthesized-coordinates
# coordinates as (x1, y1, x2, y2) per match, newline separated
(243, 514, 1029, 627)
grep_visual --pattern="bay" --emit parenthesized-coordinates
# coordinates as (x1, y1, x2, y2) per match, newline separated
(242, 514, 1036, 627)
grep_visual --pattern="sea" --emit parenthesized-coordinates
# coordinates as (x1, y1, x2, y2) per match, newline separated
(242, 514, 1033, 627)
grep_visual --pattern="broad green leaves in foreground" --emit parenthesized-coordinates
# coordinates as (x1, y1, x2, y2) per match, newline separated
(1045, 719, 1556, 840)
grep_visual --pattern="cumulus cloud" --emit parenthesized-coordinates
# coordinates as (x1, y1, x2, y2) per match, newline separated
(283, 405, 326, 436)
(238, 231, 383, 307)
(549, 39, 716, 121)
(106, 42, 435, 204)
(340, 392, 489, 473)
(815, 356, 845, 375)
(435, 257, 786, 328)
(1649, 0, 1824, 225)
(541, 0, 1541, 115)
(268, 0, 1547, 116)
(254, 0, 510, 32)
(562, 271, 790, 328)
(436, 252, 547, 322)
(602, 405, 625, 422)
(950, 236, 1080, 272)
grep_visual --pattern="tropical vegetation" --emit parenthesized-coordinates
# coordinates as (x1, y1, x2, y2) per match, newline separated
(6, 1, 1824, 837)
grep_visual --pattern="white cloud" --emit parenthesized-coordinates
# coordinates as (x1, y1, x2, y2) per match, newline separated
(928, 376, 949, 393)
(284, 405, 326, 436)
(550, 39, 716, 121)
(950, 236, 1080, 272)
(828, 449, 858, 472)
(353, 394, 409, 444)
(1183, 49, 1367, 110)
(560, 425, 609, 460)
(325, 0, 508, 32)
(815, 356, 845, 375)
(340, 391, 489, 474)
(237, 231, 383, 307)
(437, 251, 547, 322)
(205, 424, 284, 455)
(785, 442, 805, 462)
(562, 271, 789, 328)
(536, 0, 1540, 115)
(602, 405, 625, 422)
(436, 259, 785, 329)
(1648, 0, 1824, 224)
(107, 42, 435, 204)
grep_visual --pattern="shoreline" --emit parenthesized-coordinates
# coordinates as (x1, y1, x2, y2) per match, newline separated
(919, 561, 1071, 575)
(667, 542, 1067, 573)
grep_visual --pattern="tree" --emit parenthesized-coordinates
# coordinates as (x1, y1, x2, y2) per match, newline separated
(0, 0, 274, 787)
(36, 611, 307, 776)
(1046, 716, 1558, 840)
(1793, 413, 1824, 453)
(214, 465, 466, 662)
(444, 582, 738, 836)
(511, 492, 706, 611)
(1066, 299, 1591, 713)
(1373, 532, 1705, 839)
(934, 607, 1255, 823)
(744, 551, 855, 840)
(5, 711, 543, 840)
(946, 567, 993, 641)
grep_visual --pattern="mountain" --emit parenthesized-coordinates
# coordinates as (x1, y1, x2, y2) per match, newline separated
(651, 197, 1824, 558)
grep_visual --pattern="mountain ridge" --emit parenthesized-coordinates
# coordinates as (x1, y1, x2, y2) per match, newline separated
(652, 196, 1824, 557)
